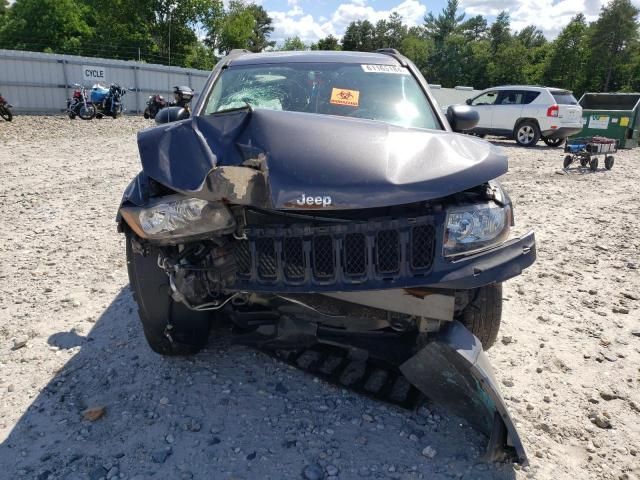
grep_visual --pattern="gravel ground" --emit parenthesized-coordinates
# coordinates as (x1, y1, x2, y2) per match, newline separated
(0, 116, 638, 480)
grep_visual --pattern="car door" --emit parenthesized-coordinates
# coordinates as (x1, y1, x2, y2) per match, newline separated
(492, 90, 525, 133)
(467, 90, 498, 131)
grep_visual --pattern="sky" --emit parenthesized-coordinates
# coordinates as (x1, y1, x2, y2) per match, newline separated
(259, 0, 640, 44)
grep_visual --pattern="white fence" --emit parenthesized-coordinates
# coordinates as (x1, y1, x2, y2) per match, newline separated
(0, 49, 210, 114)
(0, 49, 478, 115)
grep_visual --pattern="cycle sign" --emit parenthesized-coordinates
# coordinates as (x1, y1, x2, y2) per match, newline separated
(82, 66, 107, 82)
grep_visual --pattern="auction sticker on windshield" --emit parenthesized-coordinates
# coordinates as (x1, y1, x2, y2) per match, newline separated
(330, 88, 360, 107)
(361, 65, 408, 74)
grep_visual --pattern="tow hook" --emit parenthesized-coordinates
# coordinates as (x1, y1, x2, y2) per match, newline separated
(164, 324, 175, 343)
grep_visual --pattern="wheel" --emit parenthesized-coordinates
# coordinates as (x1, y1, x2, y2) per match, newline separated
(126, 233, 214, 355)
(580, 157, 589, 167)
(543, 137, 564, 147)
(143, 109, 150, 119)
(515, 121, 540, 147)
(458, 283, 502, 350)
(590, 157, 599, 172)
(563, 155, 573, 168)
(605, 155, 614, 170)
(0, 106, 13, 122)
(68, 111, 76, 119)
(78, 104, 96, 120)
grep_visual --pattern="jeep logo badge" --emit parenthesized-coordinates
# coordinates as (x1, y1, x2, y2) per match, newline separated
(296, 193, 332, 207)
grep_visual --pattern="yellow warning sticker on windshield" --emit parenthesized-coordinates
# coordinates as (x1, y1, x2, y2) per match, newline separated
(621, 116, 630, 127)
(330, 88, 360, 107)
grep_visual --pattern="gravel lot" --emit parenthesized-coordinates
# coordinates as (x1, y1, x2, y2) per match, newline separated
(0, 116, 638, 480)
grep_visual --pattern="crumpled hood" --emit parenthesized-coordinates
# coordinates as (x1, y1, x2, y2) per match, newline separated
(137, 108, 507, 210)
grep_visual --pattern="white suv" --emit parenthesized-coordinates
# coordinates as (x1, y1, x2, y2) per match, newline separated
(463, 86, 583, 147)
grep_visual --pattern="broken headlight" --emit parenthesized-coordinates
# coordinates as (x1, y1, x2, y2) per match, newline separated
(443, 202, 511, 257)
(120, 195, 235, 241)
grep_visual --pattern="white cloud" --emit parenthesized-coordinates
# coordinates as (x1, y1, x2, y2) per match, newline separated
(267, 0, 640, 45)
(269, 0, 427, 43)
(460, 0, 638, 37)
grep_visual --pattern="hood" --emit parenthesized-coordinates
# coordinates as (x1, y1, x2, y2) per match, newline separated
(137, 108, 507, 210)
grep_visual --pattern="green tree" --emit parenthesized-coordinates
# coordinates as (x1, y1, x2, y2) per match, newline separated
(516, 25, 546, 48)
(280, 36, 306, 51)
(205, 1, 274, 55)
(489, 11, 511, 54)
(587, 0, 639, 91)
(374, 13, 407, 49)
(424, 0, 465, 44)
(0, 0, 92, 53)
(245, 3, 275, 52)
(543, 14, 589, 93)
(311, 35, 340, 51)
(341, 20, 375, 51)
(460, 15, 488, 41)
(400, 27, 430, 71)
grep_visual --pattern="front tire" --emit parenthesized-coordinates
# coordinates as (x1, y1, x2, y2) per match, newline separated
(126, 234, 213, 355)
(459, 284, 502, 350)
(605, 155, 614, 170)
(0, 106, 13, 122)
(543, 137, 564, 147)
(515, 121, 540, 147)
(78, 104, 96, 120)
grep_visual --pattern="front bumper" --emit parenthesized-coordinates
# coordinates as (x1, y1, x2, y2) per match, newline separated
(542, 126, 582, 139)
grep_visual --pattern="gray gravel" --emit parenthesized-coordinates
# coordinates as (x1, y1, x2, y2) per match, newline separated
(1, 116, 639, 480)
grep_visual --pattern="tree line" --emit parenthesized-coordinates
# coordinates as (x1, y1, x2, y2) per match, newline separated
(0, 0, 638, 95)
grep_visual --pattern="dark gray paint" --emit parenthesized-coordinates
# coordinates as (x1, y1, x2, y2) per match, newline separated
(134, 108, 507, 210)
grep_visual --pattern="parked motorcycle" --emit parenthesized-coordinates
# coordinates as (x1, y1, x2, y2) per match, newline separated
(143, 86, 194, 119)
(0, 93, 13, 122)
(91, 83, 127, 118)
(67, 84, 97, 120)
(143, 94, 168, 119)
(172, 85, 194, 111)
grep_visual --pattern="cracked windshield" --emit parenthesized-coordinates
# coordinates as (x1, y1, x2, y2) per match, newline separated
(204, 63, 441, 130)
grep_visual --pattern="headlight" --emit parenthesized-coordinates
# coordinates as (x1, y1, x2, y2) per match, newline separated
(120, 195, 236, 242)
(443, 203, 511, 257)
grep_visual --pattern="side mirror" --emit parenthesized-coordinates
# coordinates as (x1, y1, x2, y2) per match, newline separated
(447, 105, 479, 132)
(465, 98, 472, 105)
(155, 106, 190, 124)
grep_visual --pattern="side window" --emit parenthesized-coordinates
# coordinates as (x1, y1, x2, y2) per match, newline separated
(471, 91, 498, 106)
(497, 90, 524, 105)
(522, 91, 541, 104)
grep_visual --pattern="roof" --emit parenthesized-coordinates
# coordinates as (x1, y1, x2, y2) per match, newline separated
(227, 50, 402, 67)
(486, 85, 571, 93)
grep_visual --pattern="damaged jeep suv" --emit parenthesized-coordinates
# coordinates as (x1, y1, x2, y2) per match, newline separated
(118, 50, 536, 463)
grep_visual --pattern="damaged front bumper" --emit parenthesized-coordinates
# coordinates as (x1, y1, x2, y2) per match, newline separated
(401, 320, 528, 464)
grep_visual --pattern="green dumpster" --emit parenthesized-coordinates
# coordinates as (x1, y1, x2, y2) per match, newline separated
(574, 93, 640, 149)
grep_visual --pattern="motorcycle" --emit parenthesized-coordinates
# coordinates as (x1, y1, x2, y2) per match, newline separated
(67, 84, 97, 120)
(143, 94, 168, 119)
(143, 86, 194, 120)
(91, 83, 126, 118)
(0, 93, 13, 122)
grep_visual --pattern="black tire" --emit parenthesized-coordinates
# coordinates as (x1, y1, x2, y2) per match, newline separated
(78, 104, 96, 120)
(0, 105, 13, 122)
(459, 284, 502, 350)
(590, 157, 599, 172)
(563, 155, 573, 168)
(543, 137, 564, 147)
(605, 155, 614, 170)
(514, 121, 540, 147)
(580, 157, 589, 167)
(143, 109, 150, 119)
(126, 234, 214, 355)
